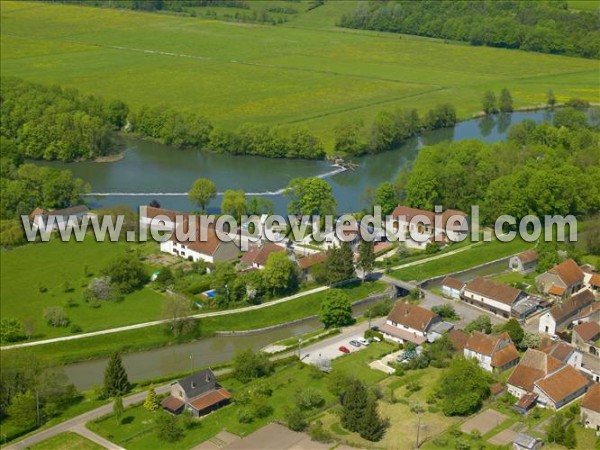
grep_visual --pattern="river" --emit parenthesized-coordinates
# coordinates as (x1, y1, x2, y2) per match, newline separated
(41, 110, 555, 215)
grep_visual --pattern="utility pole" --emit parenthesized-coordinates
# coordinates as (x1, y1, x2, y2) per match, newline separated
(368, 308, 372, 329)
(189, 354, 193, 372)
(298, 338, 302, 359)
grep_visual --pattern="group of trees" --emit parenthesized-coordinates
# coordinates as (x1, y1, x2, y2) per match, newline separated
(482, 88, 513, 114)
(1, 77, 124, 162)
(402, 114, 600, 224)
(334, 104, 456, 156)
(437, 357, 492, 416)
(0, 352, 78, 431)
(340, 378, 388, 441)
(130, 108, 325, 159)
(339, 1, 600, 59)
(319, 289, 354, 328)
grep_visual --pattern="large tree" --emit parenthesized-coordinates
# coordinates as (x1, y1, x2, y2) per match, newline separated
(102, 253, 148, 294)
(325, 242, 356, 285)
(375, 182, 399, 215)
(263, 252, 298, 296)
(285, 177, 337, 217)
(103, 352, 130, 397)
(188, 178, 216, 212)
(6, 390, 37, 428)
(499, 88, 513, 113)
(356, 239, 375, 278)
(438, 357, 491, 416)
(161, 296, 195, 337)
(319, 289, 354, 328)
(220, 189, 247, 219)
(341, 378, 368, 433)
(233, 349, 273, 383)
(482, 90, 498, 114)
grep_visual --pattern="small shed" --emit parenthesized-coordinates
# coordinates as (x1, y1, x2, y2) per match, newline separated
(513, 432, 543, 450)
(441, 276, 464, 299)
(509, 250, 539, 274)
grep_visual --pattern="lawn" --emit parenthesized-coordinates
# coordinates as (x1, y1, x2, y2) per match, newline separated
(4, 281, 386, 365)
(0, 239, 166, 340)
(28, 432, 102, 450)
(1, 1, 598, 149)
(390, 238, 532, 282)
(87, 342, 394, 449)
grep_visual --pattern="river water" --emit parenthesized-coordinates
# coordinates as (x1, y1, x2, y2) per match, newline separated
(58, 110, 556, 389)
(41, 110, 555, 215)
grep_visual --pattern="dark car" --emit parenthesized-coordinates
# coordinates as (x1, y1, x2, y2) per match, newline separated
(371, 326, 380, 332)
(339, 346, 350, 354)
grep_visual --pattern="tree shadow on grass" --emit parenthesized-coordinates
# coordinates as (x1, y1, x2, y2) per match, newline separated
(121, 416, 135, 425)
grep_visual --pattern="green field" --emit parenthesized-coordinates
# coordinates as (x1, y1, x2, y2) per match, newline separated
(0, 239, 166, 340)
(87, 342, 395, 449)
(390, 238, 532, 282)
(29, 432, 102, 450)
(4, 280, 385, 365)
(1, 1, 598, 149)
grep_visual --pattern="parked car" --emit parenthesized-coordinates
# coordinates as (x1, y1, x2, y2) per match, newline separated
(339, 346, 350, 354)
(349, 340, 361, 347)
(358, 338, 369, 346)
(371, 326, 380, 332)
(371, 336, 382, 342)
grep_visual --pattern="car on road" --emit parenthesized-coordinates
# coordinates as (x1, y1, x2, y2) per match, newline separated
(349, 340, 361, 347)
(371, 326, 380, 332)
(358, 338, 369, 346)
(339, 346, 350, 354)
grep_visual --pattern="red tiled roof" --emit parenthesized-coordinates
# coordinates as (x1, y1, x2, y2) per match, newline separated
(491, 344, 520, 368)
(161, 396, 185, 412)
(189, 388, 232, 412)
(507, 349, 564, 392)
(515, 392, 538, 410)
(29, 207, 48, 219)
(387, 301, 438, 333)
(170, 218, 236, 257)
(297, 252, 327, 270)
(549, 259, 585, 287)
(548, 285, 566, 296)
(573, 321, 600, 343)
(541, 342, 575, 363)
(549, 290, 596, 322)
(590, 274, 600, 288)
(573, 302, 600, 321)
(442, 276, 465, 291)
(380, 323, 427, 345)
(464, 277, 522, 305)
(448, 329, 469, 352)
(243, 243, 285, 267)
(143, 206, 185, 223)
(374, 242, 393, 254)
(491, 382, 505, 396)
(517, 250, 539, 265)
(536, 365, 589, 404)
(465, 331, 509, 356)
(582, 384, 600, 413)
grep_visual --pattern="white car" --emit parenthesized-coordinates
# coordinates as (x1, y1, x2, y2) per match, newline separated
(358, 338, 370, 346)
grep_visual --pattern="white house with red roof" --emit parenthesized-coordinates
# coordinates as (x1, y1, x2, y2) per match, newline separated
(464, 331, 519, 373)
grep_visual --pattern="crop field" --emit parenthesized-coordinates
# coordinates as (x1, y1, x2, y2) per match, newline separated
(0, 239, 166, 340)
(1, 1, 599, 149)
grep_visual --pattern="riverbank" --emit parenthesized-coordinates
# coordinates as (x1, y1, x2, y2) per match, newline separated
(91, 152, 124, 163)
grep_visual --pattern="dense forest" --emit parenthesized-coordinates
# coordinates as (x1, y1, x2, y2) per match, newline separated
(339, 1, 600, 59)
(401, 108, 600, 223)
(1, 77, 125, 162)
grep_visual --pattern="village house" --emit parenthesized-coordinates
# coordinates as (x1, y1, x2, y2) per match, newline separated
(441, 276, 464, 299)
(390, 206, 468, 250)
(581, 383, 600, 431)
(463, 331, 520, 373)
(448, 329, 469, 352)
(509, 250, 539, 274)
(239, 243, 286, 269)
(296, 251, 327, 281)
(380, 301, 441, 345)
(536, 258, 585, 298)
(30, 205, 90, 231)
(572, 302, 600, 326)
(507, 349, 589, 410)
(585, 272, 600, 293)
(462, 277, 523, 319)
(538, 289, 596, 336)
(139, 205, 183, 231)
(160, 218, 239, 264)
(540, 341, 583, 370)
(572, 321, 600, 357)
(162, 369, 231, 416)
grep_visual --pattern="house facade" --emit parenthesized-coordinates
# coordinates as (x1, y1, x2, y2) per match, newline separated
(538, 289, 596, 336)
(464, 331, 520, 372)
(581, 383, 600, 431)
(390, 206, 468, 250)
(380, 301, 441, 345)
(462, 277, 523, 318)
(572, 321, 600, 357)
(536, 259, 585, 298)
(239, 243, 286, 269)
(441, 276, 464, 299)
(162, 369, 232, 416)
(509, 250, 539, 274)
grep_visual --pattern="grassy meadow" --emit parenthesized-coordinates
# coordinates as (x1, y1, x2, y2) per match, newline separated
(29, 432, 103, 450)
(0, 239, 166, 340)
(1, 1, 598, 149)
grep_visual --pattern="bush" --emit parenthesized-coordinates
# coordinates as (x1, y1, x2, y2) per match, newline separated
(309, 420, 332, 443)
(295, 388, 325, 410)
(237, 407, 254, 424)
(285, 407, 307, 431)
(43, 307, 70, 327)
(70, 324, 82, 333)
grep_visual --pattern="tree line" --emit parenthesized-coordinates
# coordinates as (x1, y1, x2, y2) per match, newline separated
(400, 108, 600, 224)
(338, 1, 600, 59)
(334, 104, 456, 156)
